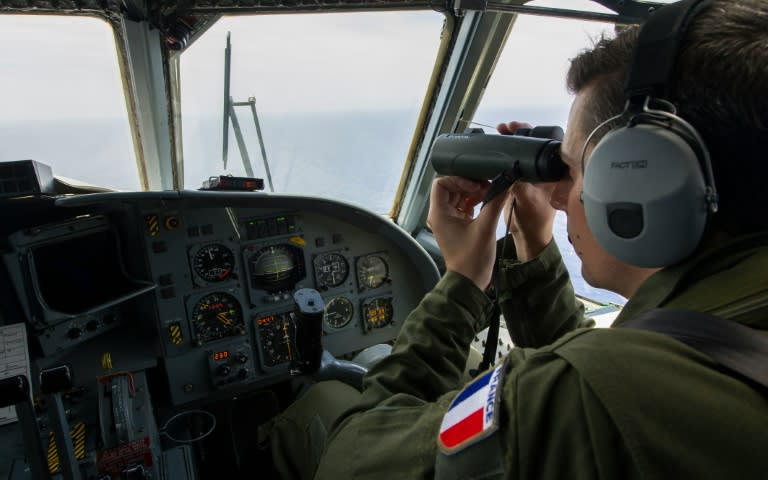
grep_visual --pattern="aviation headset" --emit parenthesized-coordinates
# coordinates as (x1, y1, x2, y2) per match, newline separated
(581, 0, 719, 268)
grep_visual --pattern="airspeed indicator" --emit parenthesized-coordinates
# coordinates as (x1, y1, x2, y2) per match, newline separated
(192, 244, 235, 282)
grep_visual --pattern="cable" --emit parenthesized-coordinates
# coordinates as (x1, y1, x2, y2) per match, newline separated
(476, 192, 516, 374)
(469, 120, 498, 129)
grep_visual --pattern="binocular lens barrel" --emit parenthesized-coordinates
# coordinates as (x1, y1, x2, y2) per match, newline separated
(429, 130, 567, 183)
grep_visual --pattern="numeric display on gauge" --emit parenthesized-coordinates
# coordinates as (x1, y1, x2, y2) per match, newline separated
(190, 292, 244, 344)
(356, 254, 389, 290)
(324, 296, 354, 329)
(192, 244, 235, 282)
(255, 313, 294, 367)
(362, 297, 393, 332)
(314, 253, 349, 289)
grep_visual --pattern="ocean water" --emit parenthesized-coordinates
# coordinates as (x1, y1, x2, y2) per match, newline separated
(0, 111, 625, 306)
(182, 110, 415, 214)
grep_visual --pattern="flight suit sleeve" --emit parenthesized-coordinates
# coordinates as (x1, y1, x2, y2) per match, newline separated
(497, 237, 589, 347)
(314, 271, 494, 479)
(357, 270, 495, 407)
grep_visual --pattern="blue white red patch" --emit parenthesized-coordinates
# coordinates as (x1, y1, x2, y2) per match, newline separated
(438, 363, 505, 454)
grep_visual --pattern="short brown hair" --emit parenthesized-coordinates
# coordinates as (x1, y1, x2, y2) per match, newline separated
(567, 0, 768, 235)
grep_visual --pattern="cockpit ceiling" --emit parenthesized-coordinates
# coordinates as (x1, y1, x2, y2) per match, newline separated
(0, 0, 434, 16)
(0, 0, 676, 16)
(0, 0, 668, 55)
(0, 0, 120, 14)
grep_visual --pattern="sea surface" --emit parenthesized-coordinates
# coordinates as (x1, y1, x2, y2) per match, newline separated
(0, 111, 625, 306)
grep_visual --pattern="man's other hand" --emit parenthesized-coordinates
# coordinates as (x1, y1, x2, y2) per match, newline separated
(498, 121, 556, 262)
(428, 176, 507, 290)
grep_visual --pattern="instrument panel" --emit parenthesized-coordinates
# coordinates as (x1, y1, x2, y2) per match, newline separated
(2, 191, 440, 406)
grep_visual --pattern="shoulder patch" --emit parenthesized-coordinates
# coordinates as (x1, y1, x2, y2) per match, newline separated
(438, 362, 505, 454)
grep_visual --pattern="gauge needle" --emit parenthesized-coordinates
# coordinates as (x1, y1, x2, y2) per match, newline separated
(282, 320, 293, 359)
(217, 312, 232, 326)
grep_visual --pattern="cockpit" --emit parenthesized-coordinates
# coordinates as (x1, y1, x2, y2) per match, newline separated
(0, 0, 658, 477)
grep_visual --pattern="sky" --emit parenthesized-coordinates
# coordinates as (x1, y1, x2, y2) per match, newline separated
(0, 15, 126, 121)
(181, 12, 445, 116)
(0, 0, 618, 121)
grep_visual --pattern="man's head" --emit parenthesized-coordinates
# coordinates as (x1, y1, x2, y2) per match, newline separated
(551, 0, 768, 296)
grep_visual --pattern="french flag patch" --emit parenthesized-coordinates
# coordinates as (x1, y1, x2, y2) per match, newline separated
(438, 363, 505, 454)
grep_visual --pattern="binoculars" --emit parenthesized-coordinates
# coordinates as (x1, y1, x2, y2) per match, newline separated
(429, 126, 567, 183)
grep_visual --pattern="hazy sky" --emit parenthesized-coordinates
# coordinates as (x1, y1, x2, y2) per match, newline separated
(181, 12, 445, 116)
(0, 15, 126, 121)
(0, 0, 617, 121)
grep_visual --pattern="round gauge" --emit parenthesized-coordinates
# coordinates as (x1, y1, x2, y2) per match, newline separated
(192, 244, 235, 282)
(362, 297, 393, 331)
(314, 253, 349, 289)
(249, 245, 298, 290)
(324, 296, 354, 329)
(191, 292, 243, 344)
(357, 255, 389, 290)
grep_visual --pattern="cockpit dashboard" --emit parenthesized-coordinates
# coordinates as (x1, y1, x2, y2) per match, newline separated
(0, 190, 439, 478)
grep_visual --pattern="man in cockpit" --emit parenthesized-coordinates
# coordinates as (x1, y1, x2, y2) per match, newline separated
(269, 0, 768, 477)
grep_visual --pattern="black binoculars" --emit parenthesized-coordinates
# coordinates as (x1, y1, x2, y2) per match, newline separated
(429, 126, 567, 183)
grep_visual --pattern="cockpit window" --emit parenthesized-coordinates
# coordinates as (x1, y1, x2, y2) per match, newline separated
(179, 12, 445, 214)
(0, 15, 140, 191)
(472, 0, 627, 306)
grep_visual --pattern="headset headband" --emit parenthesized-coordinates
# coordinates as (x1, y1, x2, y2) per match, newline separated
(625, 0, 713, 104)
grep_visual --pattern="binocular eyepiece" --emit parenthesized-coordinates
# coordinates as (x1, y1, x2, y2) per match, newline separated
(429, 126, 567, 183)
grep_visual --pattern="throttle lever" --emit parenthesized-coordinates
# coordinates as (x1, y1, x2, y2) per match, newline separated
(291, 288, 324, 375)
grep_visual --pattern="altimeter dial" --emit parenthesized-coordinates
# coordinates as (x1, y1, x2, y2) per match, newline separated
(192, 244, 235, 282)
(314, 253, 349, 289)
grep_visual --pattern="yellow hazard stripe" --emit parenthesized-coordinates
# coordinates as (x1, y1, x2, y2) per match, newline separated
(47, 422, 87, 474)
(101, 352, 113, 370)
(47, 431, 59, 474)
(71, 422, 86, 460)
(146, 215, 160, 236)
(170, 323, 183, 345)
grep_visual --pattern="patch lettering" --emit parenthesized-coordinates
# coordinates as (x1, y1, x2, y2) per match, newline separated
(438, 363, 504, 454)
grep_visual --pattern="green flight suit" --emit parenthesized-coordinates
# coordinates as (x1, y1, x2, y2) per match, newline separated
(314, 234, 768, 479)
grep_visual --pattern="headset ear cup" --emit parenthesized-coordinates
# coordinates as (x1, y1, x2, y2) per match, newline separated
(582, 123, 709, 267)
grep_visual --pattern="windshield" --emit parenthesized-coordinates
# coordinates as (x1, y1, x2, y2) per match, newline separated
(180, 11, 445, 214)
(0, 15, 139, 191)
(473, 0, 627, 306)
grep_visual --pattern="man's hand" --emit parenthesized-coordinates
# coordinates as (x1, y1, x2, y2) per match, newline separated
(497, 121, 557, 262)
(428, 176, 508, 290)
